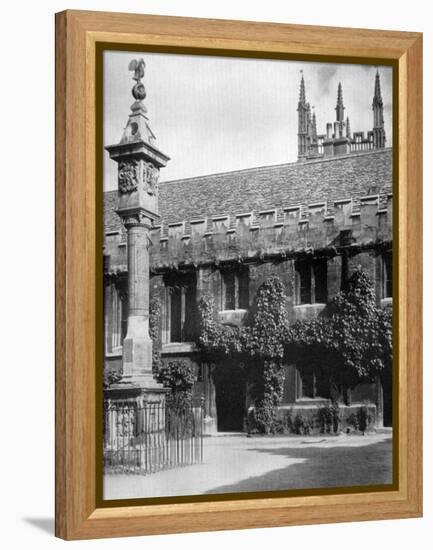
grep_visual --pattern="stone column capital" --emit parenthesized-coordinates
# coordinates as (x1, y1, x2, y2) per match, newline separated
(117, 207, 159, 230)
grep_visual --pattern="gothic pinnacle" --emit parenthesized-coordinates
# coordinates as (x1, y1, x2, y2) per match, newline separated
(335, 82, 345, 122)
(299, 70, 306, 104)
(373, 69, 383, 106)
(337, 82, 343, 103)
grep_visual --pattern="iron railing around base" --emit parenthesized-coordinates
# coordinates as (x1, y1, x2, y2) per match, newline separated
(104, 398, 204, 475)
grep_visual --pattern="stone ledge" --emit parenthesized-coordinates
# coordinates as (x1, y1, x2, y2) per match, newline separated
(218, 309, 248, 327)
(106, 349, 122, 358)
(161, 342, 198, 355)
(293, 303, 326, 321)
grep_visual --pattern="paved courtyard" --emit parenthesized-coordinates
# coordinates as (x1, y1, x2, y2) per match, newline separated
(104, 431, 393, 500)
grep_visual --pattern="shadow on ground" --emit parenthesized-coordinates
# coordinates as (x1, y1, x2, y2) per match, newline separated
(23, 517, 54, 535)
(205, 439, 392, 495)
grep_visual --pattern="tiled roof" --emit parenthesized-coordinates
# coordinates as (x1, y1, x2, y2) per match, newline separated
(104, 148, 392, 233)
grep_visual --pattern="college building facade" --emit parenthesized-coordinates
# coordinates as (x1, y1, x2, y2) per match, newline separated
(104, 72, 393, 434)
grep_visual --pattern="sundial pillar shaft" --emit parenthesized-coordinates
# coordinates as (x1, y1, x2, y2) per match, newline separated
(120, 215, 153, 382)
(126, 221, 150, 319)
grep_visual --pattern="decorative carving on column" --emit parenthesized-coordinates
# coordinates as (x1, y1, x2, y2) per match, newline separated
(117, 159, 160, 196)
(144, 162, 159, 195)
(118, 160, 139, 194)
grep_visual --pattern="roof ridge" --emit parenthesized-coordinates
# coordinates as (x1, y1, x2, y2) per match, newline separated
(103, 148, 392, 233)
(158, 147, 393, 186)
(103, 148, 392, 194)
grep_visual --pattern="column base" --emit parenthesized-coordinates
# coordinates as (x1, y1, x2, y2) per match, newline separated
(109, 374, 166, 392)
(104, 384, 168, 473)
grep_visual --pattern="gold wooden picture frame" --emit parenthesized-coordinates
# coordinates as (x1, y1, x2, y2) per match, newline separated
(55, 10, 422, 540)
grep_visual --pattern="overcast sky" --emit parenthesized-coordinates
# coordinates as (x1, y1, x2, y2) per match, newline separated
(103, 51, 392, 191)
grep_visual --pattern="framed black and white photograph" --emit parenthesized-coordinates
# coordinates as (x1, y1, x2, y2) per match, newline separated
(55, 11, 422, 540)
(102, 50, 394, 501)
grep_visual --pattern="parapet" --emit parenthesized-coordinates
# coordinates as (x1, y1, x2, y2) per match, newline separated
(104, 191, 392, 273)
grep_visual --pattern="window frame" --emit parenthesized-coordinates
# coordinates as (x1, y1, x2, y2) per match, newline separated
(382, 249, 393, 299)
(295, 367, 331, 401)
(295, 256, 328, 305)
(109, 279, 128, 352)
(164, 272, 197, 343)
(221, 267, 249, 310)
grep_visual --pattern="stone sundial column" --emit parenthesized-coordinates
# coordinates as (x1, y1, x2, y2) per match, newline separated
(105, 58, 170, 389)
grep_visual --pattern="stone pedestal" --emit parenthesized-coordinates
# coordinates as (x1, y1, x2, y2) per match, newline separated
(104, 385, 168, 469)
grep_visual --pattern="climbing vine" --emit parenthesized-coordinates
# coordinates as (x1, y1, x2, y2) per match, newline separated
(198, 270, 392, 430)
(149, 297, 163, 376)
(286, 269, 393, 404)
(197, 295, 244, 354)
(244, 276, 290, 359)
(198, 276, 290, 433)
(242, 277, 289, 433)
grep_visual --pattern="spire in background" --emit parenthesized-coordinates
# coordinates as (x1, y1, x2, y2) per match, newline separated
(296, 67, 388, 160)
(299, 70, 306, 104)
(335, 82, 345, 122)
(372, 69, 386, 148)
(373, 69, 383, 108)
(297, 70, 309, 160)
(311, 107, 317, 138)
(346, 116, 351, 139)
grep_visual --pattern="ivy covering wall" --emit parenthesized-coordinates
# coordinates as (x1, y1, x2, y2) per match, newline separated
(197, 276, 290, 433)
(197, 270, 392, 433)
(286, 270, 392, 405)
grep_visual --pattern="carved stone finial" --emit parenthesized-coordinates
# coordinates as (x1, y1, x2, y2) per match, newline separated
(128, 58, 146, 100)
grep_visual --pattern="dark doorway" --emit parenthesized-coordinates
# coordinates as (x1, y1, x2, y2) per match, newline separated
(213, 362, 246, 432)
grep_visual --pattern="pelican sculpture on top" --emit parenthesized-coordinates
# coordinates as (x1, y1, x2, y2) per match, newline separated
(128, 58, 146, 100)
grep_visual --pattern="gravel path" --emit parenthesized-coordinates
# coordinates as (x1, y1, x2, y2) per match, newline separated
(103, 432, 393, 500)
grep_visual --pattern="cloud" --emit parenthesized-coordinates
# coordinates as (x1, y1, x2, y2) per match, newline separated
(316, 65, 338, 94)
